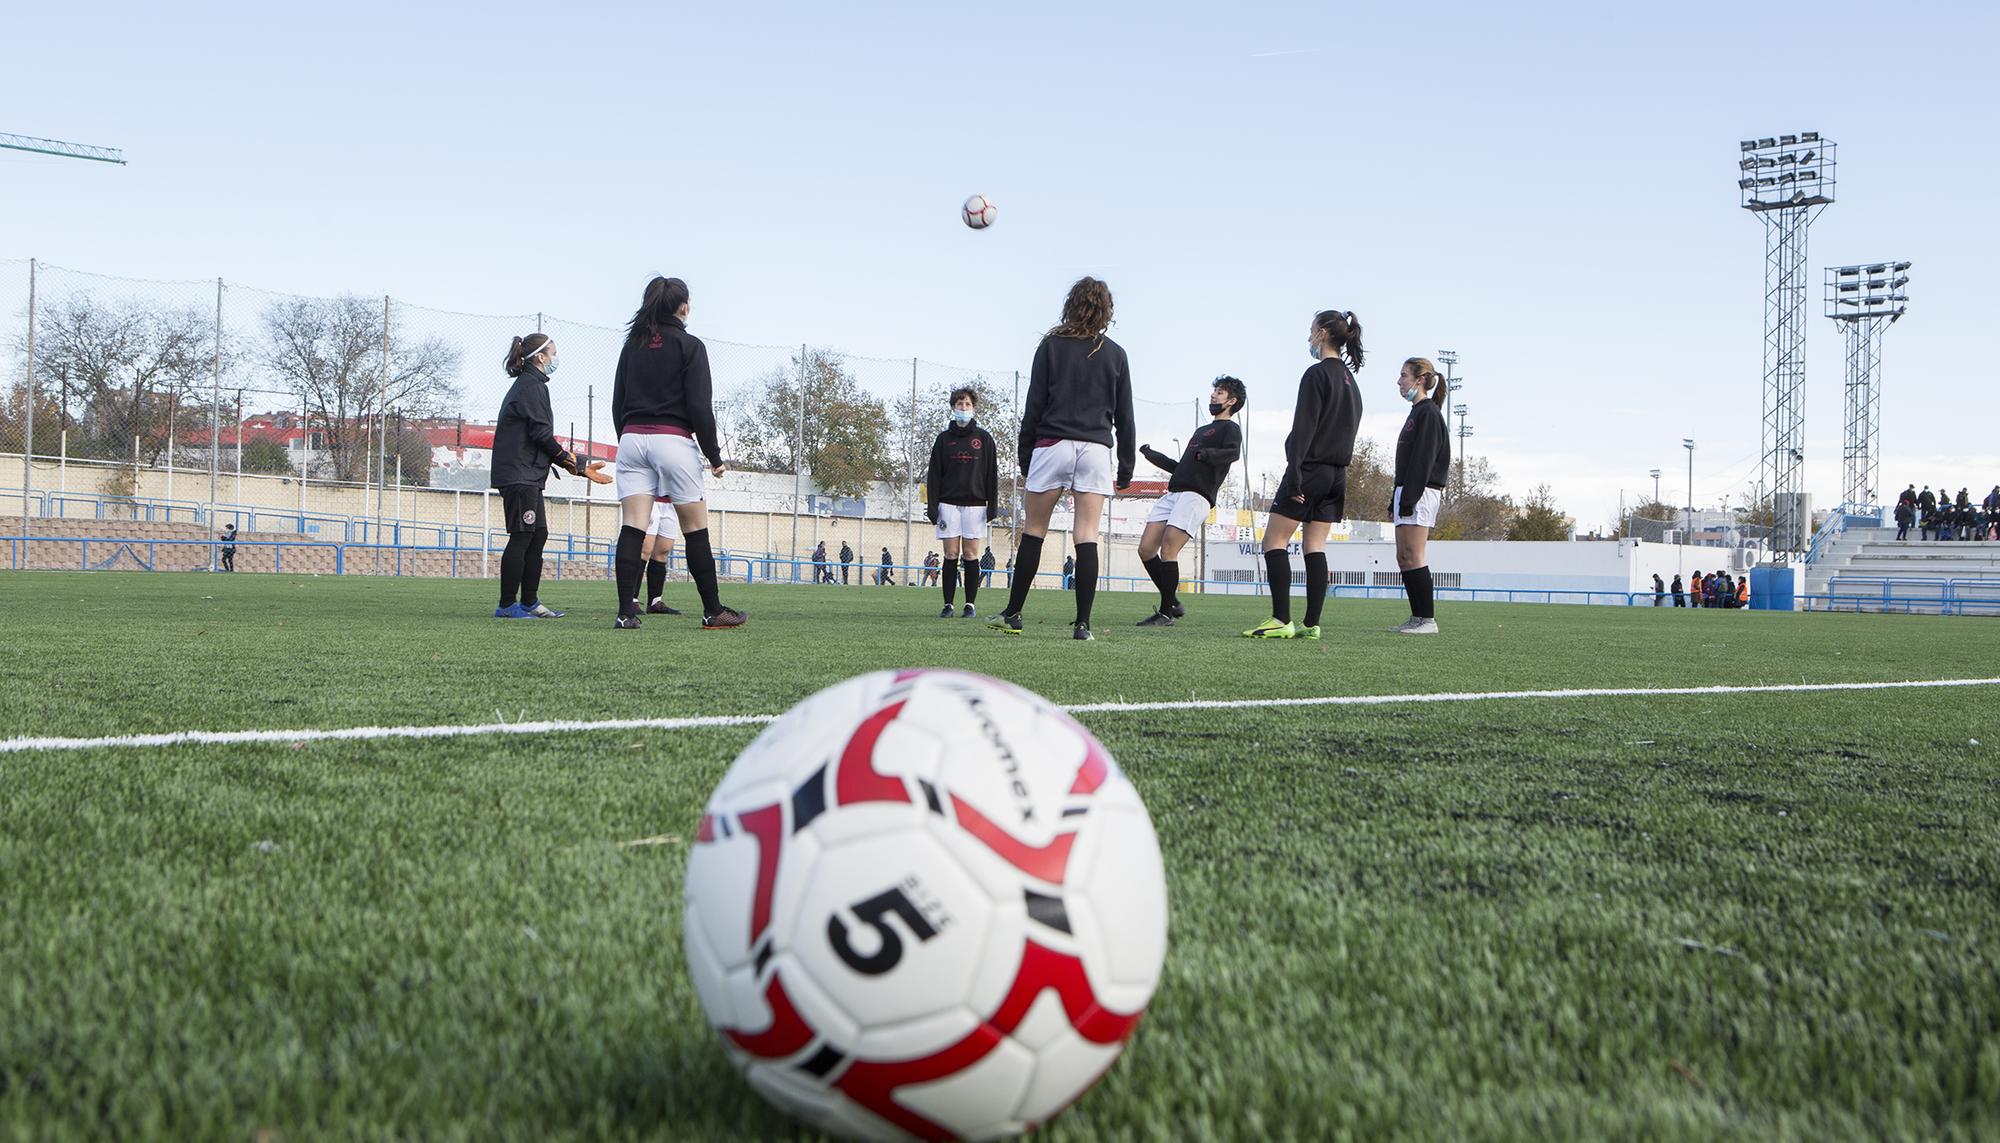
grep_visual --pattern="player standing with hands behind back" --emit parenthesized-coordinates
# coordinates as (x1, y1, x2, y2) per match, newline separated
(1389, 357, 1450, 634)
(491, 332, 611, 618)
(990, 277, 1135, 640)
(926, 387, 999, 618)
(608, 276, 745, 631)
(1245, 309, 1364, 640)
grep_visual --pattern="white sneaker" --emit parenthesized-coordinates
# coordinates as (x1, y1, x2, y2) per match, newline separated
(1397, 617, 1439, 635)
(1388, 617, 1422, 633)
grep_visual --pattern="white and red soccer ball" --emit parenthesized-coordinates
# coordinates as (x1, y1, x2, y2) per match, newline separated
(683, 669, 1168, 1141)
(962, 195, 997, 230)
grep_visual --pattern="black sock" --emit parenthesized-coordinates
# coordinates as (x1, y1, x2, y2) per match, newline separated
(1302, 551, 1328, 628)
(499, 533, 529, 607)
(942, 557, 959, 606)
(521, 529, 549, 605)
(1159, 559, 1180, 610)
(961, 559, 981, 604)
(1073, 543, 1099, 626)
(647, 558, 668, 603)
(1005, 534, 1045, 616)
(1404, 565, 1436, 619)
(1264, 549, 1292, 623)
(1141, 557, 1168, 610)
(614, 526, 645, 617)
(683, 528, 725, 617)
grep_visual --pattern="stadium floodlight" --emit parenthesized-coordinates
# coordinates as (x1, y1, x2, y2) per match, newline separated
(1826, 261, 1911, 511)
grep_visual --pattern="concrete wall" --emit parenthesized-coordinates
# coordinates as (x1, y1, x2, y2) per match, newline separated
(1206, 534, 1748, 598)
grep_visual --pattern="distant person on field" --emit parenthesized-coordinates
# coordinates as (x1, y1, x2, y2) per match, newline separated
(1134, 375, 1245, 628)
(1652, 573, 1664, 606)
(980, 546, 996, 587)
(1736, 574, 1750, 608)
(813, 540, 830, 584)
(1688, 570, 1703, 609)
(1062, 554, 1076, 591)
(839, 539, 854, 584)
(1671, 573, 1685, 607)
(879, 546, 894, 586)
(631, 495, 684, 615)
(219, 523, 237, 572)
(1384, 359, 1449, 635)
(927, 386, 999, 619)
(492, 332, 610, 619)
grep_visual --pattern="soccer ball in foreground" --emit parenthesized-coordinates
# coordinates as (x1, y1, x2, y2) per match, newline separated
(962, 194, 997, 229)
(684, 669, 1167, 1141)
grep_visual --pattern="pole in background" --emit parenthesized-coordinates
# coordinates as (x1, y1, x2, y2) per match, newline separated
(585, 384, 595, 549)
(377, 295, 390, 561)
(904, 357, 916, 576)
(22, 258, 35, 539)
(1011, 370, 1022, 560)
(790, 344, 805, 571)
(1684, 438, 1696, 542)
(209, 277, 222, 545)
(235, 389, 244, 509)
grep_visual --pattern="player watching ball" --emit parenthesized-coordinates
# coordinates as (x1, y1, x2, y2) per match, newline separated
(609, 276, 745, 631)
(1245, 309, 1364, 640)
(1134, 377, 1245, 627)
(490, 332, 611, 619)
(990, 277, 1135, 640)
(926, 387, 999, 619)
(1389, 357, 1451, 635)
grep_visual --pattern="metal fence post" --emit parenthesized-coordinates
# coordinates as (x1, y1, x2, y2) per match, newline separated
(22, 259, 35, 539)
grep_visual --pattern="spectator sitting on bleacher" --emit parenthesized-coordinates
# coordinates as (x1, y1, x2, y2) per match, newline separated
(1918, 486, 1938, 539)
(1955, 490, 1975, 541)
(1985, 486, 2000, 540)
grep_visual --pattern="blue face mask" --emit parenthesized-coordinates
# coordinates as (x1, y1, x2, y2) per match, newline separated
(950, 409, 973, 425)
(543, 355, 560, 376)
(1308, 340, 1320, 362)
(1402, 386, 1421, 404)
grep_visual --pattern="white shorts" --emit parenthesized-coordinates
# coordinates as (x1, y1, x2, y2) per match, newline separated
(1144, 490, 1212, 538)
(1392, 486, 1442, 529)
(934, 503, 988, 540)
(1025, 440, 1114, 496)
(649, 497, 683, 540)
(614, 431, 706, 504)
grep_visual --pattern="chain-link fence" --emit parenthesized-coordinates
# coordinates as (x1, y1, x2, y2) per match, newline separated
(7, 258, 1220, 583)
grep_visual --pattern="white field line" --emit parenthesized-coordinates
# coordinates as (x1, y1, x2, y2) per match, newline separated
(3, 677, 1997, 757)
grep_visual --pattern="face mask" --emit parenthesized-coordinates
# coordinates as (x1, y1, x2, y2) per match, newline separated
(950, 409, 973, 424)
(543, 355, 560, 376)
(1208, 401, 1227, 416)
(1402, 386, 1421, 404)
(1308, 340, 1321, 362)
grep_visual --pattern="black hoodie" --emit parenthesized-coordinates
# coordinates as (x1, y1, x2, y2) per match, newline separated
(1017, 334, 1136, 484)
(1282, 359, 1363, 481)
(927, 420, 1000, 518)
(611, 317, 723, 466)
(490, 366, 574, 489)
(1139, 419, 1241, 505)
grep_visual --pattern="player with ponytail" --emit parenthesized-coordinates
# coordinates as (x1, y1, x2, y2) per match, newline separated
(490, 332, 611, 618)
(1388, 357, 1451, 634)
(1245, 309, 1364, 640)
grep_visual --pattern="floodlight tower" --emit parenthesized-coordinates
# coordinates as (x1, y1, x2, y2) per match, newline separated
(1824, 262, 1910, 512)
(1738, 132, 1834, 561)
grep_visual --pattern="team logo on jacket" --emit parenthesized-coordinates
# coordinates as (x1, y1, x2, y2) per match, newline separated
(523, 509, 537, 525)
(971, 439, 982, 449)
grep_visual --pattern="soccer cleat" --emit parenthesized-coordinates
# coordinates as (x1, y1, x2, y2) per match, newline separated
(1135, 611, 1175, 627)
(940, 605, 957, 619)
(1164, 601, 1186, 619)
(495, 603, 537, 619)
(1072, 623, 1094, 641)
(1388, 617, 1422, 633)
(702, 607, 748, 630)
(988, 612, 1023, 635)
(1244, 618, 1298, 639)
(1398, 617, 1440, 635)
(612, 614, 643, 630)
(1297, 624, 1321, 640)
(648, 598, 682, 615)
(961, 604, 976, 619)
(524, 602, 564, 619)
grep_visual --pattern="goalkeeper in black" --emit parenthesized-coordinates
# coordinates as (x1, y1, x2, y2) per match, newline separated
(1133, 377, 1244, 626)
(925, 387, 1000, 618)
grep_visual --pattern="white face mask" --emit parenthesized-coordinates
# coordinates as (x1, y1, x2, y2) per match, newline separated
(950, 409, 973, 424)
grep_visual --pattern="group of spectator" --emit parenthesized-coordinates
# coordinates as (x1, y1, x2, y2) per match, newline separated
(807, 539, 1000, 587)
(1893, 485, 2000, 542)
(1652, 570, 1747, 609)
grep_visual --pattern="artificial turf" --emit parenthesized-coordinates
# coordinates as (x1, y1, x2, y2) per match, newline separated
(0, 572, 1994, 1141)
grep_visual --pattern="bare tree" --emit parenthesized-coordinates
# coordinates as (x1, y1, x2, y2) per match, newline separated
(21, 293, 216, 463)
(726, 348, 892, 498)
(259, 295, 461, 482)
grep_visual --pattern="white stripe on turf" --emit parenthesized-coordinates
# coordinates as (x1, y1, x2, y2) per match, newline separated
(3, 676, 1997, 755)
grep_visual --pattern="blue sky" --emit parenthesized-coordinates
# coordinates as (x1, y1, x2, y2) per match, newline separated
(4, 0, 1996, 527)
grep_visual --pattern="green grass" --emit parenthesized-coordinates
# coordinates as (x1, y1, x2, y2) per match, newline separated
(1, 573, 1995, 1141)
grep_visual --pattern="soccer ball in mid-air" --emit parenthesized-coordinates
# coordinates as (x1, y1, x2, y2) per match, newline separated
(962, 194, 997, 229)
(684, 668, 1167, 1141)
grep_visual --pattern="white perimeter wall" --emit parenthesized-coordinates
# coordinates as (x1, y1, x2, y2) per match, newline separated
(1208, 537, 1743, 596)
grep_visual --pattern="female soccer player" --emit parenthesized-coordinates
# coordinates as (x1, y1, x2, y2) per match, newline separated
(492, 332, 611, 618)
(1134, 376, 1244, 626)
(609, 277, 744, 631)
(632, 495, 683, 615)
(1244, 310, 1364, 640)
(989, 277, 1135, 640)
(926, 387, 998, 618)
(1388, 357, 1450, 635)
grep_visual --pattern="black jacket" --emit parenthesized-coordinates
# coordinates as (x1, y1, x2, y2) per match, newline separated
(1139, 419, 1241, 505)
(1283, 359, 1363, 482)
(611, 318, 723, 466)
(491, 367, 575, 489)
(1393, 399, 1452, 513)
(1018, 334, 1136, 484)
(840, 543, 853, 563)
(927, 421, 1000, 518)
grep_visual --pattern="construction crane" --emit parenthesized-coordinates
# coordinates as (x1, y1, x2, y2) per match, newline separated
(0, 132, 125, 165)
